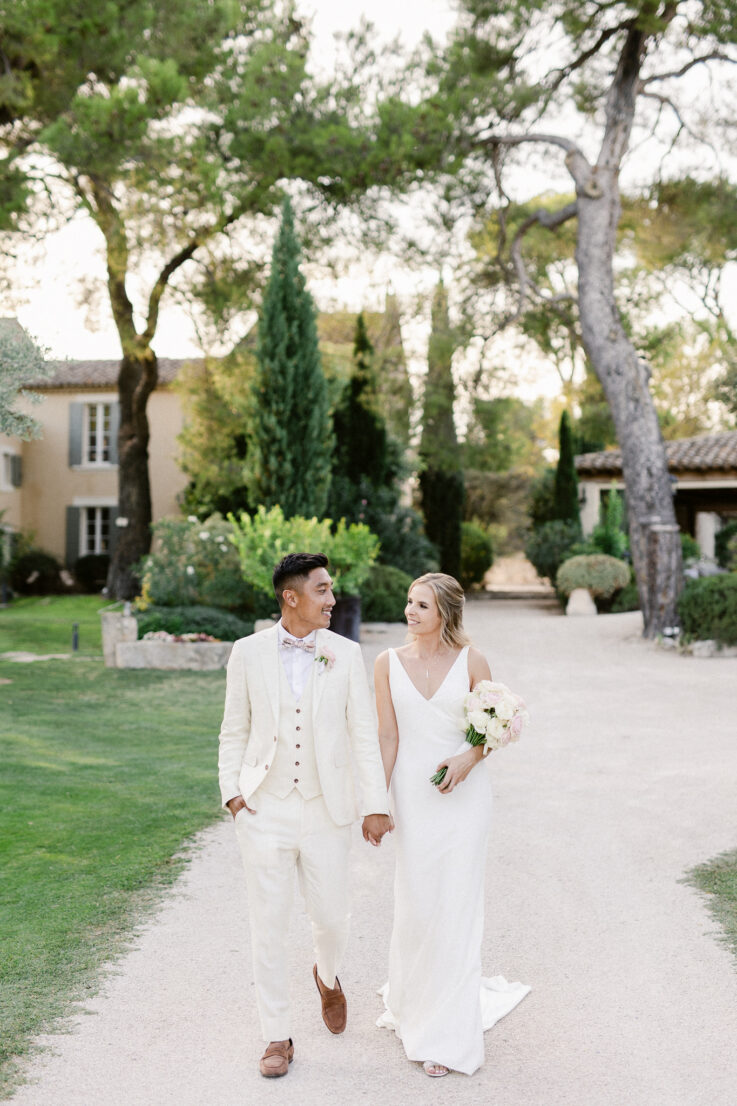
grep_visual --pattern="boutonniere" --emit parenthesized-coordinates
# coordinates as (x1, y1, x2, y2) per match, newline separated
(315, 647, 336, 672)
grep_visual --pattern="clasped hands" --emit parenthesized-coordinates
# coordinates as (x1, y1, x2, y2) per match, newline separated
(227, 797, 393, 847)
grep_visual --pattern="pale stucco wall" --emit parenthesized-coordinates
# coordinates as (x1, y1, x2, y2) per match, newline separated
(13, 386, 187, 562)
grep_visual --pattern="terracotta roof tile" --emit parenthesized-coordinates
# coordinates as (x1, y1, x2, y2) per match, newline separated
(575, 431, 737, 475)
(35, 358, 200, 389)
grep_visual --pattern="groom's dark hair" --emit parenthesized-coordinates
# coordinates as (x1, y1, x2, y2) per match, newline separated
(273, 552, 329, 606)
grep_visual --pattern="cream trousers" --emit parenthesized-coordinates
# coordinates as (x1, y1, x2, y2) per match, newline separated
(234, 789, 352, 1041)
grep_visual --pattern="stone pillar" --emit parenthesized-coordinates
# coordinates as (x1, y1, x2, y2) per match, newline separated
(101, 610, 138, 667)
(695, 511, 719, 561)
(579, 482, 601, 538)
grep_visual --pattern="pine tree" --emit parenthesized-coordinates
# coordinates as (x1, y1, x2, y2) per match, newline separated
(553, 410, 581, 528)
(419, 281, 464, 579)
(247, 198, 332, 517)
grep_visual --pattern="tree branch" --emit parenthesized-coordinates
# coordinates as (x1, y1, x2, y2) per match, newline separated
(507, 200, 579, 321)
(638, 89, 700, 143)
(640, 50, 736, 87)
(547, 21, 631, 94)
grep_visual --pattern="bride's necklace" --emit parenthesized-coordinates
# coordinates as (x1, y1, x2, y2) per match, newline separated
(416, 647, 449, 684)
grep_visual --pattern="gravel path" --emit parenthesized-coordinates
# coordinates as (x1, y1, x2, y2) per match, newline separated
(8, 600, 737, 1106)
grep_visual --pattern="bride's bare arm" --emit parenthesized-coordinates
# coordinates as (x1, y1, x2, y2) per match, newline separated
(374, 651, 399, 788)
(468, 646, 492, 689)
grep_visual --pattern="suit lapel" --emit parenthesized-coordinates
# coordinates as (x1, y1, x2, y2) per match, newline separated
(312, 629, 329, 717)
(259, 625, 281, 728)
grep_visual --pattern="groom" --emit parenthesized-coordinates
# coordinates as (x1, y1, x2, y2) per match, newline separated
(218, 552, 392, 1078)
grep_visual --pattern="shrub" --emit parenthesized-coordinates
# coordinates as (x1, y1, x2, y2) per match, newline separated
(460, 522, 494, 589)
(715, 520, 737, 570)
(590, 489, 629, 559)
(610, 578, 641, 612)
(136, 605, 254, 641)
(9, 549, 65, 595)
(680, 532, 701, 564)
(228, 505, 379, 597)
(524, 519, 581, 583)
(360, 563, 413, 622)
(138, 514, 260, 613)
(678, 575, 737, 646)
(74, 553, 110, 592)
(556, 554, 630, 599)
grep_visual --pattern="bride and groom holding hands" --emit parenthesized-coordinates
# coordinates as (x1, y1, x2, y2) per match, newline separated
(217, 552, 529, 1081)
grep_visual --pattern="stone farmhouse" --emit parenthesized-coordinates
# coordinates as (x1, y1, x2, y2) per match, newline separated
(575, 431, 737, 559)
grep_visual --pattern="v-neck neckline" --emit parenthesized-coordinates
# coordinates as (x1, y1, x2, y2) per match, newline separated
(393, 647, 466, 702)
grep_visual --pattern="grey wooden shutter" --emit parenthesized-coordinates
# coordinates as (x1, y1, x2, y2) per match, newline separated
(65, 506, 81, 567)
(109, 402, 120, 465)
(10, 455, 22, 487)
(68, 403, 84, 466)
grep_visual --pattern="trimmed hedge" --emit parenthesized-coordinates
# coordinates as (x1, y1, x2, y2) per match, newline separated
(678, 575, 737, 646)
(9, 550, 65, 595)
(556, 554, 630, 599)
(525, 519, 581, 583)
(136, 605, 254, 641)
(360, 564, 413, 623)
(460, 522, 494, 589)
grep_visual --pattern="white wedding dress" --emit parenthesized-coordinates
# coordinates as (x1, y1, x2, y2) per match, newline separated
(376, 646, 530, 1075)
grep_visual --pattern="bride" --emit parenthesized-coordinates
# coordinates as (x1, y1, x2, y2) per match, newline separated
(374, 572, 529, 1077)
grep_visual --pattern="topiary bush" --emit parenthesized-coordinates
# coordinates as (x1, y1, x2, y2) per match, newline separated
(460, 521, 494, 589)
(678, 575, 737, 646)
(136, 605, 254, 641)
(9, 549, 65, 595)
(524, 519, 581, 583)
(556, 554, 630, 599)
(715, 520, 737, 570)
(74, 553, 110, 592)
(360, 563, 413, 622)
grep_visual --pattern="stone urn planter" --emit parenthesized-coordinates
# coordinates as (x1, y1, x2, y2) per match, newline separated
(330, 595, 362, 642)
(565, 588, 597, 616)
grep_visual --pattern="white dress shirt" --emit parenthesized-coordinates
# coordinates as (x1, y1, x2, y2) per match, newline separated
(277, 621, 317, 701)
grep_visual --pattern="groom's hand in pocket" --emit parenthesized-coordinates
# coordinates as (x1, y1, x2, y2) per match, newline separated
(362, 813, 393, 846)
(226, 796, 256, 817)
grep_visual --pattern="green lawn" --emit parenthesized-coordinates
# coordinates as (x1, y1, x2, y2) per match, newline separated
(688, 850, 737, 966)
(0, 654, 226, 1096)
(0, 595, 109, 656)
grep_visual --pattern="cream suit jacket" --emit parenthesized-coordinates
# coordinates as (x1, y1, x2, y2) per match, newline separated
(218, 625, 390, 825)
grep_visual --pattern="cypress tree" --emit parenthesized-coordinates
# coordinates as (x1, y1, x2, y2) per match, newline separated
(331, 313, 389, 487)
(419, 281, 464, 579)
(553, 410, 581, 528)
(247, 198, 332, 517)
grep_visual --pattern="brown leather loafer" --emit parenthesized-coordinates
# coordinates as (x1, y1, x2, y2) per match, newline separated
(259, 1038, 294, 1078)
(313, 964, 347, 1034)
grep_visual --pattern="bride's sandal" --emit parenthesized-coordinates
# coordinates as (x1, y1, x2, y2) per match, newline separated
(423, 1061, 450, 1078)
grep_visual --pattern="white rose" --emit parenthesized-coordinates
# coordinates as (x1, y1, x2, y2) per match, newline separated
(494, 696, 517, 722)
(486, 716, 506, 744)
(468, 709, 490, 734)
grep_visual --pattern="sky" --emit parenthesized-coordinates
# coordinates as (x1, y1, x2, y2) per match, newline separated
(11, 1, 459, 366)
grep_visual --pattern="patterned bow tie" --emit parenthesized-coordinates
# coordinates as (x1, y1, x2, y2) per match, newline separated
(281, 636, 316, 652)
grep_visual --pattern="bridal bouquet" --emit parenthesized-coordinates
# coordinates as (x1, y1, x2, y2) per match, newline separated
(430, 680, 528, 787)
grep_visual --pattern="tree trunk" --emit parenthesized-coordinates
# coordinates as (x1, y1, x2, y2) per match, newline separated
(569, 19, 682, 637)
(106, 347, 158, 599)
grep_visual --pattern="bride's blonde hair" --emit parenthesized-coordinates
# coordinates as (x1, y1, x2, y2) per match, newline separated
(407, 573, 470, 649)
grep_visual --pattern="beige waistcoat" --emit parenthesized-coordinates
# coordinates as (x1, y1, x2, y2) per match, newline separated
(259, 658, 322, 800)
